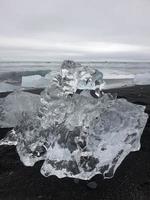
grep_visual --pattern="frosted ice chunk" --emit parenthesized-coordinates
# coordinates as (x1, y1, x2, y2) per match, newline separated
(0, 91, 40, 128)
(22, 75, 49, 88)
(0, 82, 20, 93)
(0, 60, 148, 180)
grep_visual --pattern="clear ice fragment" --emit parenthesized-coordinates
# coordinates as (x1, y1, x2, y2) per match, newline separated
(0, 60, 148, 180)
(0, 91, 41, 128)
(60, 60, 105, 95)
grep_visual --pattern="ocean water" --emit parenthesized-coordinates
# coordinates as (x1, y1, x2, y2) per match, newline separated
(0, 61, 150, 90)
(1, 61, 150, 75)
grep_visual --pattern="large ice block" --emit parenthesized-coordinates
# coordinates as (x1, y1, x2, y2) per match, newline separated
(0, 82, 20, 93)
(0, 60, 148, 180)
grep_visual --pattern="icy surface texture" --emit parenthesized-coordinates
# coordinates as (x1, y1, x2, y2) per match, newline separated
(0, 91, 41, 128)
(60, 60, 105, 94)
(0, 82, 20, 93)
(0, 60, 148, 180)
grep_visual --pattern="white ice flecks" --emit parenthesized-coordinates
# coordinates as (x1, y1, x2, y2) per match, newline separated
(0, 60, 148, 180)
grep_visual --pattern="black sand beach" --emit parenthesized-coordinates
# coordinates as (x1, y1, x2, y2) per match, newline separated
(0, 85, 150, 200)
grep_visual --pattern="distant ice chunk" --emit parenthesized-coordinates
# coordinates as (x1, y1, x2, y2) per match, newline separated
(0, 82, 20, 93)
(0, 91, 40, 128)
(134, 73, 150, 85)
(22, 75, 49, 88)
(0, 129, 17, 146)
(103, 78, 135, 90)
(103, 74, 135, 79)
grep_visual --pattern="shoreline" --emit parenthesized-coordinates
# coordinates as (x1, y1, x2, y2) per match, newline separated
(0, 84, 150, 98)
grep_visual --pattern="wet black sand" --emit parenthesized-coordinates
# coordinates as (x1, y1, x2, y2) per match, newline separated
(0, 85, 150, 200)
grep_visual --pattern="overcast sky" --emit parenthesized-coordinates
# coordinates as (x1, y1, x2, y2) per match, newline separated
(0, 0, 150, 61)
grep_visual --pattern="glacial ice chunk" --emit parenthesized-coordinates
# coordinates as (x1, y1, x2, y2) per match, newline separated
(0, 60, 148, 180)
(0, 91, 41, 128)
(0, 82, 20, 93)
(22, 75, 49, 88)
(60, 60, 105, 95)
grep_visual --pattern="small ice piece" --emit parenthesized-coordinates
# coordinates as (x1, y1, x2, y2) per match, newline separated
(0, 129, 17, 146)
(22, 75, 49, 88)
(87, 181, 98, 189)
(0, 91, 40, 128)
(60, 60, 105, 95)
(45, 70, 61, 81)
(0, 60, 148, 180)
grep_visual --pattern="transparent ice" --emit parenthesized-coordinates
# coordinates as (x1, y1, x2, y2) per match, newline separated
(0, 60, 148, 180)
(60, 60, 105, 95)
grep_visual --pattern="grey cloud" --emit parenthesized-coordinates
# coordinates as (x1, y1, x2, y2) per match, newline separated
(0, 0, 150, 60)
